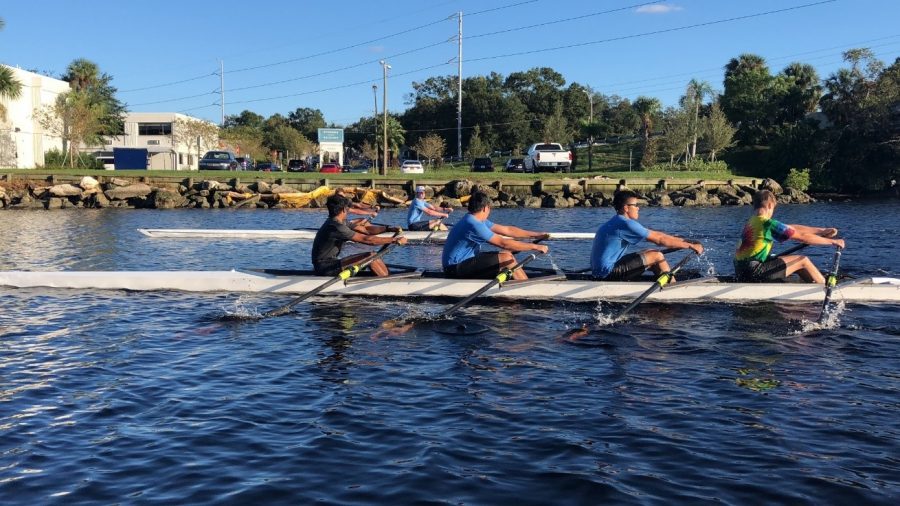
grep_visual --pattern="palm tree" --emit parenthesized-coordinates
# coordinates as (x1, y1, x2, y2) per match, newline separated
(63, 59, 100, 91)
(685, 79, 714, 160)
(375, 116, 405, 171)
(0, 65, 23, 122)
(633, 96, 661, 169)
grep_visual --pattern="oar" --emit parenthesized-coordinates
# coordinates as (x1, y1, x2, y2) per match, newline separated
(771, 242, 808, 259)
(437, 252, 543, 319)
(818, 246, 844, 323)
(263, 239, 400, 317)
(613, 252, 697, 322)
(422, 219, 445, 243)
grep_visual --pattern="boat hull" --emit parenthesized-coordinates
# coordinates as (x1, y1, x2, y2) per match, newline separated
(137, 228, 595, 242)
(2, 270, 898, 303)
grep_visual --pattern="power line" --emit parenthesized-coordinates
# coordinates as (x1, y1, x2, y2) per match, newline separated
(467, 0, 665, 40)
(119, 71, 217, 93)
(468, 1, 838, 63)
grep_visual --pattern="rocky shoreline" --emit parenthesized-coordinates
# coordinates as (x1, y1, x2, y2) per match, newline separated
(0, 176, 812, 211)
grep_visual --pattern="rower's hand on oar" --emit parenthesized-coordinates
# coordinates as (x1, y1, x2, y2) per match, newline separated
(687, 242, 704, 255)
(393, 236, 408, 246)
(831, 238, 845, 249)
(534, 244, 550, 255)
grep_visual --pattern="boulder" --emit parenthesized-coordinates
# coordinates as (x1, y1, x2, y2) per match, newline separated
(542, 194, 570, 208)
(45, 197, 65, 210)
(269, 184, 294, 194)
(785, 187, 813, 203)
(653, 193, 674, 207)
(497, 190, 512, 203)
(107, 177, 132, 188)
(760, 178, 784, 195)
(153, 189, 188, 209)
(80, 176, 100, 191)
(438, 197, 462, 209)
(200, 180, 221, 191)
(564, 183, 584, 199)
(523, 196, 542, 208)
(49, 184, 84, 198)
(88, 191, 110, 208)
(471, 184, 499, 199)
(105, 183, 153, 200)
(255, 181, 271, 194)
(444, 180, 473, 199)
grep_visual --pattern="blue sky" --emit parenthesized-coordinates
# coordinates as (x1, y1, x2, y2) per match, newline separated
(2, 0, 898, 127)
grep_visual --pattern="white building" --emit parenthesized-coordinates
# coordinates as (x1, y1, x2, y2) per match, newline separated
(0, 65, 70, 169)
(87, 112, 218, 170)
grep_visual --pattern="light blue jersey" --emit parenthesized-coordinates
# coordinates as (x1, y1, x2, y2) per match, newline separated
(591, 214, 649, 278)
(442, 214, 495, 268)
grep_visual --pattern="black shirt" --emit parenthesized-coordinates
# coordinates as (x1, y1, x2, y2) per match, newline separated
(311, 218, 356, 269)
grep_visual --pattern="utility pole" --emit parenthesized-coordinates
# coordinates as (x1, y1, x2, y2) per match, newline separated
(380, 60, 391, 176)
(219, 60, 225, 126)
(372, 84, 378, 170)
(583, 88, 593, 171)
(457, 11, 463, 162)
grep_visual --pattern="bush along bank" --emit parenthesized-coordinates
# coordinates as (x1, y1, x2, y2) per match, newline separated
(0, 176, 813, 211)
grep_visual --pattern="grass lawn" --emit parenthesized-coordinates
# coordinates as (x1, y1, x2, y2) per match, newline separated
(1, 142, 753, 182)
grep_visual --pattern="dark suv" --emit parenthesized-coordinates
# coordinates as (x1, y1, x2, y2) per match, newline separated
(471, 157, 494, 172)
(287, 159, 309, 172)
(199, 151, 240, 170)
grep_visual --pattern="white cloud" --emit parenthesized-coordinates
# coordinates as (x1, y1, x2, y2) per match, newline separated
(636, 4, 683, 14)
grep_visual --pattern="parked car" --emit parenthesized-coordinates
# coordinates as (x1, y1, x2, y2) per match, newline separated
(287, 159, 308, 172)
(319, 163, 341, 173)
(199, 151, 240, 171)
(471, 157, 494, 172)
(504, 158, 526, 173)
(343, 164, 369, 174)
(256, 162, 281, 172)
(236, 156, 254, 170)
(524, 143, 572, 173)
(400, 160, 424, 174)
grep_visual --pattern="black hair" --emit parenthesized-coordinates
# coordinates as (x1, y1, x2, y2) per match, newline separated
(612, 190, 639, 213)
(326, 194, 351, 217)
(467, 191, 491, 213)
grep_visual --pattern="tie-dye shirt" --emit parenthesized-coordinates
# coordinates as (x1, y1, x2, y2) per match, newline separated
(734, 215, 795, 263)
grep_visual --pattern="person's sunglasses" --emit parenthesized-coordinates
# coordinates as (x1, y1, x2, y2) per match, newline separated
(625, 203, 640, 209)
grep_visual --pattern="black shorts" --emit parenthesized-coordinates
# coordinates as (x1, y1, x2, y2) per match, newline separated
(602, 252, 647, 281)
(313, 258, 343, 276)
(408, 220, 432, 232)
(734, 258, 788, 282)
(444, 252, 502, 279)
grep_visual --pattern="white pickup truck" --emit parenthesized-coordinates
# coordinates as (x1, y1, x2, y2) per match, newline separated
(524, 143, 572, 173)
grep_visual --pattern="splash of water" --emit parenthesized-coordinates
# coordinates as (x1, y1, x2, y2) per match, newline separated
(221, 296, 264, 319)
(590, 300, 619, 327)
(546, 253, 562, 274)
(796, 300, 847, 333)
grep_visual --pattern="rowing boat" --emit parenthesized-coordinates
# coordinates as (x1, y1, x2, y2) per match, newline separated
(2, 270, 898, 303)
(136, 228, 596, 242)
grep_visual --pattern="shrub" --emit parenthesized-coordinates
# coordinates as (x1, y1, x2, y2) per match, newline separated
(645, 159, 731, 172)
(783, 168, 810, 192)
(42, 148, 103, 169)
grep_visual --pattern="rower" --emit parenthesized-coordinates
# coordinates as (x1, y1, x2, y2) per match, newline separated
(312, 195, 407, 277)
(734, 190, 844, 283)
(442, 191, 548, 281)
(335, 188, 379, 229)
(407, 186, 450, 231)
(591, 190, 703, 280)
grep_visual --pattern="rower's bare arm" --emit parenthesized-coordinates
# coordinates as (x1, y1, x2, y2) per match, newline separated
(793, 230, 844, 248)
(789, 224, 838, 237)
(351, 232, 407, 246)
(491, 224, 546, 240)
(487, 235, 549, 254)
(646, 230, 703, 254)
(423, 206, 449, 218)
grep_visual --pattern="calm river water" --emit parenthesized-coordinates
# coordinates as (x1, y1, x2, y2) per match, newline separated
(1, 202, 898, 504)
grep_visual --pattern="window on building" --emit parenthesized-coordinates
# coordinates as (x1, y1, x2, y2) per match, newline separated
(178, 153, 184, 164)
(138, 123, 172, 135)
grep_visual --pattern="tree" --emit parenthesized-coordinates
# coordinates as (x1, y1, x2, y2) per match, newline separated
(36, 91, 106, 168)
(0, 65, 23, 122)
(721, 54, 773, 145)
(287, 107, 326, 140)
(684, 79, 714, 160)
(264, 124, 313, 159)
(374, 115, 405, 170)
(224, 110, 264, 129)
(659, 106, 692, 165)
(220, 125, 267, 161)
(172, 117, 219, 167)
(541, 101, 571, 144)
(59, 59, 125, 139)
(702, 102, 735, 161)
(359, 140, 378, 165)
(413, 133, 446, 166)
(465, 125, 488, 160)
(632, 96, 661, 168)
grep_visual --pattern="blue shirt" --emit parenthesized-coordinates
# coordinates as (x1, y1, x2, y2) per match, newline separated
(442, 214, 495, 268)
(407, 198, 429, 225)
(591, 214, 650, 278)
